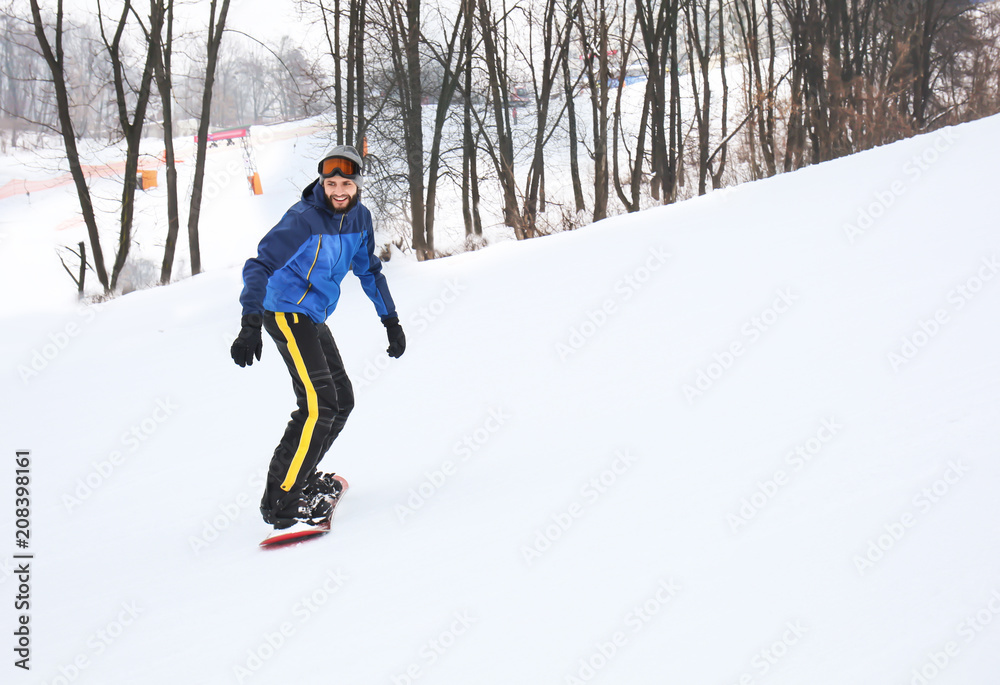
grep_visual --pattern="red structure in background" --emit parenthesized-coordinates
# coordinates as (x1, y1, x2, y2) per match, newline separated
(194, 127, 262, 195)
(194, 127, 248, 144)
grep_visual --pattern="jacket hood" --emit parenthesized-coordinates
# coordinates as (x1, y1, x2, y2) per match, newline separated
(303, 178, 323, 205)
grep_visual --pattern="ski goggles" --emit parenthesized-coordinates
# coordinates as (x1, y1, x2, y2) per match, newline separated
(318, 156, 361, 179)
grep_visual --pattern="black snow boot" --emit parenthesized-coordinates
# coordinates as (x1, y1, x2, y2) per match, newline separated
(301, 471, 344, 523)
(263, 497, 314, 530)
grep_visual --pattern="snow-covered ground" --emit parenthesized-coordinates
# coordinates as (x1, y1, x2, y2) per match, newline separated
(2, 112, 1000, 684)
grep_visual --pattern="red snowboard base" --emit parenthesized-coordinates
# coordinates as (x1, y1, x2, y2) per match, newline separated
(259, 475, 348, 549)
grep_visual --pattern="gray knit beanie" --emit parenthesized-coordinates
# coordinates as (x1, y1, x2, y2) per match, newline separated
(318, 145, 364, 189)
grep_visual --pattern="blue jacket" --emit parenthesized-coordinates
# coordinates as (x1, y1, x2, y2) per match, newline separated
(240, 180, 396, 323)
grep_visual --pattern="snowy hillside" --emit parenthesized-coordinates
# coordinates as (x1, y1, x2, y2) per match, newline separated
(3, 113, 1000, 684)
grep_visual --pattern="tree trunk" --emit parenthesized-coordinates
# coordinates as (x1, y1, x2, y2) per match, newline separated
(335, 0, 343, 142)
(29, 0, 110, 293)
(477, 0, 522, 234)
(345, 0, 355, 143)
(612, 6, 642, 212)
(523, 0, 570, 236)
(425, 3, 467, 246)
(577, 0, 611, 221)
(100, 0, 161, 291)
(187, 0, 232, 276)
(683, 0, 712, 196)
(156, 0, 181, 285)
(561, 7, 586, 214)
(404, 0, 429, 257)
(666, 1, 681, 203)
(461, 0, 483, 238)
(355, 0, 367, 145)
(712, 0, 729, 188)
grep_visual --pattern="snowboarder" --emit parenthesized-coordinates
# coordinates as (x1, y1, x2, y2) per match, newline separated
(231, 145, 405, 532)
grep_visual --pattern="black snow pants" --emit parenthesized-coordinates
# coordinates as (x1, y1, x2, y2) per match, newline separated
(260, 311, 354, 524)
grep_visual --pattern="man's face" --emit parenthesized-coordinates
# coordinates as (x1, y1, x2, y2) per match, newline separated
(322, 176, 358, 211)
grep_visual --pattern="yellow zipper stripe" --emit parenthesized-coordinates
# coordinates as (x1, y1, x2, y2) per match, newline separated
(296, 235, 323, 305)
(275, 312, 319, 492)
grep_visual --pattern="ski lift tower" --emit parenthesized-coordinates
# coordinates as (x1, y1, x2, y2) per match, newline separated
(203, 127, 263, 195)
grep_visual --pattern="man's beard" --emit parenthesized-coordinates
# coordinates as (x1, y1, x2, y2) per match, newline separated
(324, 191, 360, 213)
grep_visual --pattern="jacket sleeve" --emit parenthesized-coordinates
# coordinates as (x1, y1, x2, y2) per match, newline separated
(239, 210, 312, 316)
(350, 209, 397, 320)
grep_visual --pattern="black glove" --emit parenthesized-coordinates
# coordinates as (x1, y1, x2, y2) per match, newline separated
(382, 316, 406, 358)
(231, 313, 263, 367)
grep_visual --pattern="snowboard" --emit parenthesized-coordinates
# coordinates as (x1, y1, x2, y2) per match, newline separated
(259, 475, 349, 549)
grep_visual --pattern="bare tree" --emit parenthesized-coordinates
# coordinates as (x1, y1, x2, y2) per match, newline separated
(423, 2, 470, 247)
(348, 0, 367, 146)
(13, 0, 1000, 279)
(561, 0, 586, 213)
(383, 0, 431, 257)
(304, 0, 367, 144)
(635, 0, 683, 203)
(732, 0, 778, 176)
(93, 0, 164, 291)
(611, 2, 644, 212)
(461, 0, 484, 239)
(519, 0, 572, 236)
(684, 0, 714, 195)
(187, 0, 231, 276)
(575, 0, 614, 221)
(0, 12, 53, 150)
(476, 0, 523, 234)
(28, 0, 110, 292)
(153, 0, 180, 285)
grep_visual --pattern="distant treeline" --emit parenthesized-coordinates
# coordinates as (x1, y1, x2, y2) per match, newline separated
(2, 1, 998, 285)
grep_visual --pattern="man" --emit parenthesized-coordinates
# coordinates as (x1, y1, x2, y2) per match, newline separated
(231, 145, 405, 532)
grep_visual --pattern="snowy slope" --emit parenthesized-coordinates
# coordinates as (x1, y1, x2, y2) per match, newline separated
(3, 114, 1000, 685)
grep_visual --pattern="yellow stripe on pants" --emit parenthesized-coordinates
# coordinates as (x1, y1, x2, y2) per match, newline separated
(275, 312, 318, 492)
